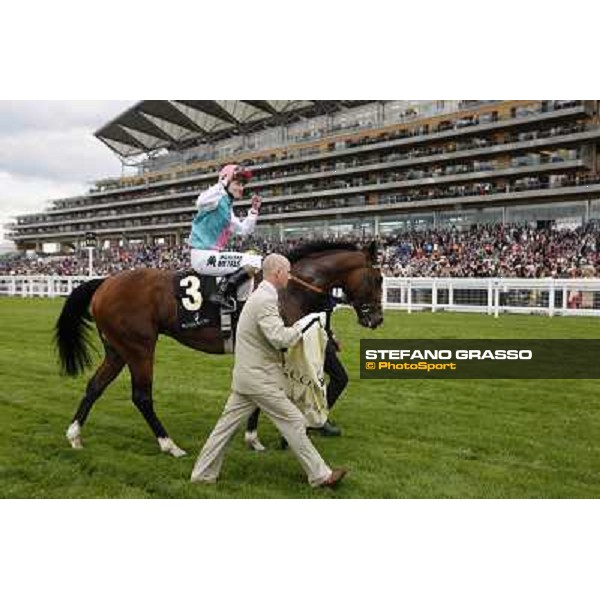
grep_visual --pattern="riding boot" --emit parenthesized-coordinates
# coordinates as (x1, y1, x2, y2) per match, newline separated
(209, 266, 256, 311)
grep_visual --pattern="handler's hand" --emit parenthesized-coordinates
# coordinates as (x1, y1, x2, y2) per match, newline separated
(251, 194, 262, 212)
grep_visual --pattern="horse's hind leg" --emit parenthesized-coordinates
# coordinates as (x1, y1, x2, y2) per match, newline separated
(129, 356, 186, 458)
(66, 343, 125, 449)
(244, 408, 266, 451)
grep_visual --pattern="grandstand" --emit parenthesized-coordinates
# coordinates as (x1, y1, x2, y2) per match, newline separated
(5, 100, 600, 252)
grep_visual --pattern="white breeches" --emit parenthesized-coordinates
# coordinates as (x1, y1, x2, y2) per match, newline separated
(191, 250, 263, 276)
(190, 250, 263, 301)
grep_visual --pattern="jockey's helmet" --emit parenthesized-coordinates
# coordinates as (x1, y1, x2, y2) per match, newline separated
(219, 164, 253, 186)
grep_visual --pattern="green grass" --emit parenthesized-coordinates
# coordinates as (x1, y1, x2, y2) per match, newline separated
(1, 297, 600, 498)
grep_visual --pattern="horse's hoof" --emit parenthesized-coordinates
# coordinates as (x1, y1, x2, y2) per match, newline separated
(158, 437, 187, 458)
(244, 431, 266, 452)
(66, 422, 83, 449)
(169, 446, 187, 458)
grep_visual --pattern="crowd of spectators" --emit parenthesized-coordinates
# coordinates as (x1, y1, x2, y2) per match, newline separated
(0, 244, 190, 277)
(378, 221, 599, 278)
(1, 221, 598, 279)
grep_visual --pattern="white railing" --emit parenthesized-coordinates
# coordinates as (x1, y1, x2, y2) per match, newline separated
(383, 277, 600, 317)
(2, 275, 600, 318)
(0, 275, 94, 298)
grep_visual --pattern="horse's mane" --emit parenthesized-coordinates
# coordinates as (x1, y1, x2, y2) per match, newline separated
(286, 241, 360, 264)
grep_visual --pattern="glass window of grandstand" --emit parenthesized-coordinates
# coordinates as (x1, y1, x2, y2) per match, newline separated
(323, 223, 354, 238)
(331, 105, 376, 136)
(215, 134, 245, 160)
(247, 127, 282, 151)
(590, 200, 600, 219)
(254, 224, 279, 241)
(335, 218, 375, 239)
(282, 224, 323, 240)
(382, 101, 410, 125)
(438, 208, 503, 228)
(506, 201, 587, 227)
(287, 116, 328, 144)
(379, 213, 434, 235)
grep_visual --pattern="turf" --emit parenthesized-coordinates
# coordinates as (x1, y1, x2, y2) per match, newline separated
(1, 297, 600, 498)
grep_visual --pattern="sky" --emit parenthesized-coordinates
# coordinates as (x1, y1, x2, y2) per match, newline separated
(0, 100, 133, 250)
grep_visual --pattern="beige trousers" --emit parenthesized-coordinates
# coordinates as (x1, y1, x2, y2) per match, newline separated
(190, 389, 332, 487)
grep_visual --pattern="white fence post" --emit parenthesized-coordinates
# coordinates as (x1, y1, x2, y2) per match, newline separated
(548, 279, 555, 317)
(407, 279, 412, 314)
(432, 279, 438, 313)
(494, 281, 500, 318)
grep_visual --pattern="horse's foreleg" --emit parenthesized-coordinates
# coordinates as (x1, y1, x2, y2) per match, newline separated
(129, 358, 186, 458)
(66, 346, 125, 449)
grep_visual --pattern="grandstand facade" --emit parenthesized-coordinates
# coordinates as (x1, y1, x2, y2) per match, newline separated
(6, 100, 600, 251)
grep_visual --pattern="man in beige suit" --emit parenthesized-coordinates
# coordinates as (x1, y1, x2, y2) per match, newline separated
(190, 253, 347, 488)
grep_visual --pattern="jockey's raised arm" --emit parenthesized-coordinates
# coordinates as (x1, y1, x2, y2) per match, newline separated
(230, 198, 260, 236)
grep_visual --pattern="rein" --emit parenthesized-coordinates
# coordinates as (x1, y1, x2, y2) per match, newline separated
(289, 273, 327, 295)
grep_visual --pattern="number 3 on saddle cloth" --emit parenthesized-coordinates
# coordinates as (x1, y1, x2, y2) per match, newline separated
(174, 271, 241, 353)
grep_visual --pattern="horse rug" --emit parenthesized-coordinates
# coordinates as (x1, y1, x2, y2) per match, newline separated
(283, 314, 329, 427)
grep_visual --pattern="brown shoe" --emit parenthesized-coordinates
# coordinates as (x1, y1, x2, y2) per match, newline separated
(319, 468, 348, 488)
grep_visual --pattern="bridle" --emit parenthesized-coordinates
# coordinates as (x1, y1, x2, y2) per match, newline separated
(289, 274, 327, 295)
(285, 246, 383, 329)
(289, 271, 380, 320)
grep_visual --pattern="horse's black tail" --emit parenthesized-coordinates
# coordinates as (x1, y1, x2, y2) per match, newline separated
(55, 278, 106, 377)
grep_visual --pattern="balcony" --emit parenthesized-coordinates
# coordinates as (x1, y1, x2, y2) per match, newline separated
(10, 176, 600, 241)
(235, 160, 586, 207)
(73, 103, 587, 201)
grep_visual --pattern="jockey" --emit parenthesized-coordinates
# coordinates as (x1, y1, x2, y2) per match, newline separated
(189, 164, 263, 310)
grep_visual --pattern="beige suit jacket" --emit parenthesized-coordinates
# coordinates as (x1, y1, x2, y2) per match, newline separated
(232, 280, 303, 395)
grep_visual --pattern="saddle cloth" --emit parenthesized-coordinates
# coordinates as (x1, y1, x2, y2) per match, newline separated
(173, 270, 239, 351)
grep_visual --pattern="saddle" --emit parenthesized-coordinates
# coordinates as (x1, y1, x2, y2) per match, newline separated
(173, 270, 241, 352)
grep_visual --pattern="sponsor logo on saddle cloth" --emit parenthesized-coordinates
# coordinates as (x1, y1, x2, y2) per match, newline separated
(283, 315, 328, 427)
(217, 255, 242, 269)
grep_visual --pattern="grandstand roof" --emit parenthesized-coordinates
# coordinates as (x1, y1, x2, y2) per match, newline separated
(95, 100, 372, 158)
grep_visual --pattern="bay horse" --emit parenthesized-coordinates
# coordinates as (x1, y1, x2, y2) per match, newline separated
(55, 241, 384, 456)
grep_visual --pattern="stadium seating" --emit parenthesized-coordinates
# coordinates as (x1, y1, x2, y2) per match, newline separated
(2, 221, 598, 279)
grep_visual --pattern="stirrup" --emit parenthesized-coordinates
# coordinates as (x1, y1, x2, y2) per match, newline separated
(210, 293, 236, 312)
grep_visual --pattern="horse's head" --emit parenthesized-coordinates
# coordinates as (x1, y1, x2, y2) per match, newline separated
(344, 263, 384, 330)
(342, 242, 384, 329)
(286, 240, 384, 330)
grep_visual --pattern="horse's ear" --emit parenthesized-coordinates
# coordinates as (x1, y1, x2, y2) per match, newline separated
(363, 240, 378, 265)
